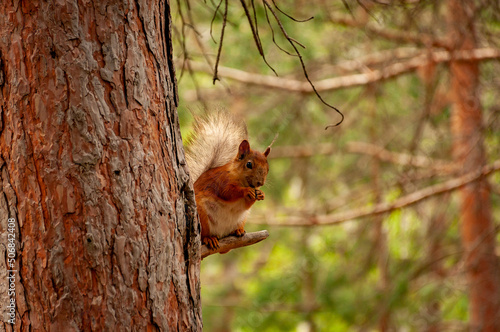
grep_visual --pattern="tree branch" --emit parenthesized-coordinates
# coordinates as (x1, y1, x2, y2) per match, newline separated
(346, 141, 457, 174)
(327, 14, 449, 49)
(201, 230, 269, 259)
(252, 160, 500, 227)
(320, 47, 421, 75)
(188, 48, 500, 92)
(269, 142, 457, 173)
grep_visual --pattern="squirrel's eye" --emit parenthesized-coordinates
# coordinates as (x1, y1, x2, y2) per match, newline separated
(246, 161, 253, 169)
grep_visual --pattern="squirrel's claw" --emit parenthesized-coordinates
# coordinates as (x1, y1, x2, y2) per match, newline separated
(246, 188, 256, 200)
(247, 188, 265, 201)
(255, 189, 265, 201)
(203, 236, 220, 250)
(233, 227, 246, 237)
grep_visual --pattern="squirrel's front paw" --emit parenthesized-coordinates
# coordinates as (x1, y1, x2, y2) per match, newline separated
(246, 188, 265, 201)
(203, 236, 220, 250)
(255, 189, 265, 201)
(246, 188, 257, 200)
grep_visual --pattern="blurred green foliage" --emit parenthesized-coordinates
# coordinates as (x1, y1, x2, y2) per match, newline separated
(173, 0, 500, 330)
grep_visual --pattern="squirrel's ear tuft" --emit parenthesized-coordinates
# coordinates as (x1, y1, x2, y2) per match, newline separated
(264, 147, 271, 157)
(264, 133, 278, 158)
(238, 140, 251, 159)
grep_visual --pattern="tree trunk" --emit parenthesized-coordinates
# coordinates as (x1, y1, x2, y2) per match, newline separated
(448, 1, 500, 330)
(0, 0, 202, 330)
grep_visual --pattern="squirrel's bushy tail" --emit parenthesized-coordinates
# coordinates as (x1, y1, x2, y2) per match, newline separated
(185, 112, 248, 183)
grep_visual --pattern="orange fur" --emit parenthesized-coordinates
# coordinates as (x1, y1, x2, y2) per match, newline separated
(194, 141, 269, 250)
(185, 112, 272, 251)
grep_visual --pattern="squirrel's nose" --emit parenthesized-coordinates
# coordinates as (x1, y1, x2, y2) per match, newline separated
(256, 181, 263, 187)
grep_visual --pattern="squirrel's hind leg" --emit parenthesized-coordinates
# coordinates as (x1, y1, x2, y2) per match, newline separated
(230, 218, 246, 237)
(219, 223, 246, 255)
(198, 203, 220, 249)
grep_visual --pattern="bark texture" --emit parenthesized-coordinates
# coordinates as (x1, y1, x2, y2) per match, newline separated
(0, 0, 201, 330)
(448, 1, 500, 330)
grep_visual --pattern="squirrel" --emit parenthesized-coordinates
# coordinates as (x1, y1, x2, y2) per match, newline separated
(185, 112, 271, 250)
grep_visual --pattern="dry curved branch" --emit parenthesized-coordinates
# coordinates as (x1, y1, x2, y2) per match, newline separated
(188, 48, 500, 92)
(201, 230, 269, 259)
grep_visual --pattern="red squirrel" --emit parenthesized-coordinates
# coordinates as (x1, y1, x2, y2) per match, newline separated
(185, 112, 271, 250)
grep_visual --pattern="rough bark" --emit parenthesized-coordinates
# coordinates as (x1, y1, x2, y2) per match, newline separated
(448, 1, 500, 330)
(0, 0, 201, 331)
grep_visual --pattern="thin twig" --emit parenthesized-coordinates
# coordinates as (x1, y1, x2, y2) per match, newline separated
(185, 58, 208, 109)
(239, 0, 277, 75)
(201, 230, 270, 259)
(263, 0, 344, 127)
(213, 0, 228, 84)
(288, 37, 306, 49)
(185, 2, 218, 78)
(209, 0, 224, 43)
(174, 0, 189, 79)
(263, 4, 296, 56)
(271, 0, 313, 22)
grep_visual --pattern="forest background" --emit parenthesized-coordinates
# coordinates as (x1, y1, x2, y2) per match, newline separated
(173, 0, 500, 331)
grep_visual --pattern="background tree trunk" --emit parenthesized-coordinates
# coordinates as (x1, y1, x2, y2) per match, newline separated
(0, 0, 202, 330)
(448, 1, 500, 330)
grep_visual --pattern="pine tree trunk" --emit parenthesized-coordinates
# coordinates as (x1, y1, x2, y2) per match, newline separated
(448, 1, 500, 330)
(0, 0, 202, 330)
